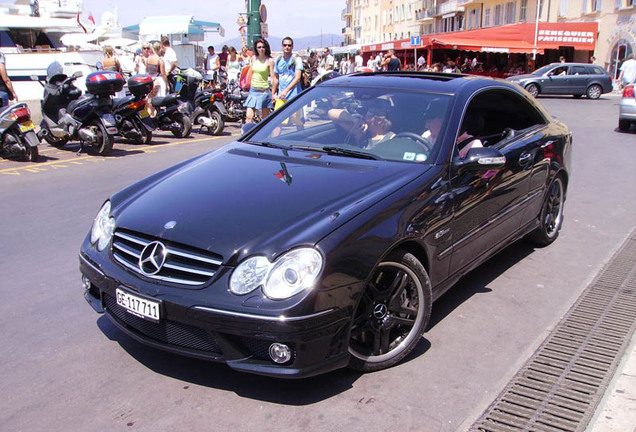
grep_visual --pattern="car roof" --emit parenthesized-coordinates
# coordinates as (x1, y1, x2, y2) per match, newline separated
(546, 62, 603, 68)
(322, 71, 513, 95)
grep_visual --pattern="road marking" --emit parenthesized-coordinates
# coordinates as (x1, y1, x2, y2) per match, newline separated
(0, 134, 236, 176)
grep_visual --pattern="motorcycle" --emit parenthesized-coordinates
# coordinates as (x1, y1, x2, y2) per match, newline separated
(36, 62, 123, 155)
(0, 102, 40, 162)
(112, 74, 155, 144)
(191, 74, 227, 136)
(150, 77, 192, 138)
(223, 79, 250, 124)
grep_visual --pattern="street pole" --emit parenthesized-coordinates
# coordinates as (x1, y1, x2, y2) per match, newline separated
(247, 0, 262, 48)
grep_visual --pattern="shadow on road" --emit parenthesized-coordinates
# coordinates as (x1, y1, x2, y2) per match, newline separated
(94, 240, 536, 402)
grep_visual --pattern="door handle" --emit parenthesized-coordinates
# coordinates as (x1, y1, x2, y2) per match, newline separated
(519, 152, 532, 165)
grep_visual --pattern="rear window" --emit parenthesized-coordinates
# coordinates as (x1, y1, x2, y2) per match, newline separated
(572, 66, 588, 75)
(587, 66, 606, 75)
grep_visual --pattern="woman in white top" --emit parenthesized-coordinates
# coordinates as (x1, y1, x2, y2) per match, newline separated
(225, 46, 242, 84)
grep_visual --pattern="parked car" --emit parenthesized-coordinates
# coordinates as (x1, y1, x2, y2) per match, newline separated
(618, 84, 636, 131)
(506, 62, 613, 99)
(80, 71, 572, 378)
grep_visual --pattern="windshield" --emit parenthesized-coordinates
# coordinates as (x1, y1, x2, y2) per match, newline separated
(532, 65, 554, 75)
(246, 86, 452, 164)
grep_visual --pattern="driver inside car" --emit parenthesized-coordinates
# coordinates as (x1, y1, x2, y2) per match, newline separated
(328, 100, 395, 149)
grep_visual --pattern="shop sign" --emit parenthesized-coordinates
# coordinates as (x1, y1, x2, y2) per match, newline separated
(537, 29, 594, 44)
(381, 42, 395, 50)
(482, 47, 510, 53)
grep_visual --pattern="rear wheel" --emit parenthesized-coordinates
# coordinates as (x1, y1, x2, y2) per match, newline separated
(171, 113, 192, 138)
(586, 84, 602, 99)
(133, 117, 152, 144)
(348, 250, 432, 372)
(208, 109, 224, 135)
(25, 145, 39, 162)
(525, 83, 539, 98)
(528, 175, 565, 246)
(618, 119, 631, 131)
(90, 120, 113, 155)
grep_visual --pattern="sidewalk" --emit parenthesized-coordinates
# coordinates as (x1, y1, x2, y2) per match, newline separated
(586, 329, 636, 432)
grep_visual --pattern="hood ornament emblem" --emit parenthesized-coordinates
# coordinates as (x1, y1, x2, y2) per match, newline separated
(139, 241, 167, 276)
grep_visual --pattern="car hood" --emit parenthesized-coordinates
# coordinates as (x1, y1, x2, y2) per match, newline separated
(111, 142, 429, 264)
(507, 73, 536, 82)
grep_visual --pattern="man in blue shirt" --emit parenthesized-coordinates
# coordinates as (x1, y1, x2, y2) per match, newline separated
(273, 37, 304, 103)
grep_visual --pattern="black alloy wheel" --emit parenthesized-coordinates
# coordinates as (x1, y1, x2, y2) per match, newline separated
(348, 250, 432, 372)
(133, 117, 152, 144)
(90, 120, 113, 155)
(528, 175, 565, 246)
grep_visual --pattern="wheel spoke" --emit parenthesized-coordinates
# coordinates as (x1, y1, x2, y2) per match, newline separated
(391, 315, 416, 327)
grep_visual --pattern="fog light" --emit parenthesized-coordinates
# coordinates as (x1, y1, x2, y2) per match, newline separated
(269, 343, 292, 364)
(82, 275, 91, 291)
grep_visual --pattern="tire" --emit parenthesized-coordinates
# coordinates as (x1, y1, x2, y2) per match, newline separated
(90, 120, 113, 155)
(528, 175, 566, 247)
(133, 117, 152, 144)
(42, 128, 68, 148)
(586, 84, 602, 100)
(618, 119, 630, 131)
(525, 83, 539, 98)
(348, 250, 432, 372)
(208, 109, 224, 136)
(171, 113, 192, 138)
(25, 145, 39, 162)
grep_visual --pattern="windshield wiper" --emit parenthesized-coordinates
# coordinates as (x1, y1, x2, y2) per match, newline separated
(291, 145, 379, 160)
(245, 140, 290, 150)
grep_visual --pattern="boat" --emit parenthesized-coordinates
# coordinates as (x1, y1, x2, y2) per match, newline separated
(0, 0, 106, 101)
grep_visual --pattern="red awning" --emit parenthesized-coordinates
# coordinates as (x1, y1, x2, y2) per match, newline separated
(362, 22, 598, 55)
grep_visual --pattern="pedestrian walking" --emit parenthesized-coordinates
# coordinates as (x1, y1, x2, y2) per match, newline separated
(618, 54, 636, 88)
(225, 46, 242, 84)
(273, 37, 303, 104)
(381, 49, 401, 71)
(205, 46, 221, 84)
(0, 52, 17, 107)
(355, 50, 363, 72)
(244, 38, 275, 123)
(318, 47, 334, 73)
(307, 51, 319, 79)
(417, 54, 426, 70)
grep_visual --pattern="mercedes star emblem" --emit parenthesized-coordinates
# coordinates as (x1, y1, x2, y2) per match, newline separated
(139, 241, 167, 276)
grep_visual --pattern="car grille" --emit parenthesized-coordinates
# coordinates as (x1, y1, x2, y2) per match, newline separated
(104, 293, 222, 354)
(112, 229, 223, 286)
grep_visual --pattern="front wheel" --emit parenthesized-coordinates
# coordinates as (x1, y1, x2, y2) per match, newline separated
(586, 84, 602, 100)
(133, 117, 152, 144)
(348, 250, 432, 372)
(171, 113, 192, 138)
(90, 120, 113, 155)
(618, 119, 631, 131)
(528, 175, 565, 246)
(525, 83, 539, 98)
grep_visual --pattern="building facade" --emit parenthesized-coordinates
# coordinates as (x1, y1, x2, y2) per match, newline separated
(342, 0, 635, 77)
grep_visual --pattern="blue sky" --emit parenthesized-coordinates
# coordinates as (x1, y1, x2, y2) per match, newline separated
(81, 0, 346, 45)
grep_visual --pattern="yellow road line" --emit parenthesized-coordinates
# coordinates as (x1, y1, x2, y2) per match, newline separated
(0, 134, 235, 175)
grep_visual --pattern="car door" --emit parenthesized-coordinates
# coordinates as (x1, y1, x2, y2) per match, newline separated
(569, 65, 590, 95)
(449, 89, 543, 274)
(542, 65, 570, 94)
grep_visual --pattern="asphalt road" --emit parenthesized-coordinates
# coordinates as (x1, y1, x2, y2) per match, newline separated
(1, 95, 634, 432)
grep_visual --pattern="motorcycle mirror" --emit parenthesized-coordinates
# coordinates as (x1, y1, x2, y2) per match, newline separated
(72, 71, 84, 78)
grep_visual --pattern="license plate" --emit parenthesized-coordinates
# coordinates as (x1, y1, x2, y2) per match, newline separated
(115, 288, 161, 322)
(19, 121, 35, 132)
(139, 109, 149, 119)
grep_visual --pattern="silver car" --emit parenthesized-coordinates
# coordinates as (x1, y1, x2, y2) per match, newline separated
(619, 85, 636, 131)
(507, 62, 613, 99)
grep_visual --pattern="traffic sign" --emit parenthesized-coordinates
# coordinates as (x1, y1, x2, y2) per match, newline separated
(410, 35, 420, 46)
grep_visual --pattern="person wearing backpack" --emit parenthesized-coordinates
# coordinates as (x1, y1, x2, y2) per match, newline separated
(272, 37, 304, 128)
(273, 37, 304, 105)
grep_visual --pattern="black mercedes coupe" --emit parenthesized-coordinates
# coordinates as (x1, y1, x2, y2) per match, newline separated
(80, 72, 572, 378)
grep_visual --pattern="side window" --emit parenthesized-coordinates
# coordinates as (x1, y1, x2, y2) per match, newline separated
(572, 66, 588, 75)
(549, 66, 568, 76)
(457, 89, 547, 156)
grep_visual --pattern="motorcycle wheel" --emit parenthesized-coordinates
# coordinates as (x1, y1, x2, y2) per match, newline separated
(25, 145, 39, 162)
(171, 113, 192, 138)
(42, 128, 68, 148)
(208, 109, 224, 136)
(133, 117, 152, 145)
(90, 120, 113, 155)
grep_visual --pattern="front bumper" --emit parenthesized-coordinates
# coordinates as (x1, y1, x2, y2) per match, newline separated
(80, 251, 353, 378)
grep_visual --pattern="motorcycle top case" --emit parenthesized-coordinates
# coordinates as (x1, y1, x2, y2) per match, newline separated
(85, 71, 124, 95)
(127, 74, 154, 97)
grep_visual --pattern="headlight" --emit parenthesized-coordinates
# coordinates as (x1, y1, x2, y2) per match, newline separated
(229, 248, 323, 300)
(90, 201, 115, 251)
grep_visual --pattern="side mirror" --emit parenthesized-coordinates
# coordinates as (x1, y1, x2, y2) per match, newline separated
(72, 70, 84, 78)
(241, 122, 257, 136)
(453, 146, 506, 172)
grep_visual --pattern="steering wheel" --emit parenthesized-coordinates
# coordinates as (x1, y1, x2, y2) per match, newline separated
(394, 132, 434, 152)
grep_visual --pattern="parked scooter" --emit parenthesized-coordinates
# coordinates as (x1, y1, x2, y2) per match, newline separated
(223, 79, 250, 124)
(113, 74, 155, 144)
(36, 62, 123, 155)
(150, 69, 201, 138)
(0, 102, 40, 162)
(192, 74, 226, 135)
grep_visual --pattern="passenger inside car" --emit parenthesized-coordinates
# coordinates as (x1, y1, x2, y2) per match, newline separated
(457, 111, 484, 158)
